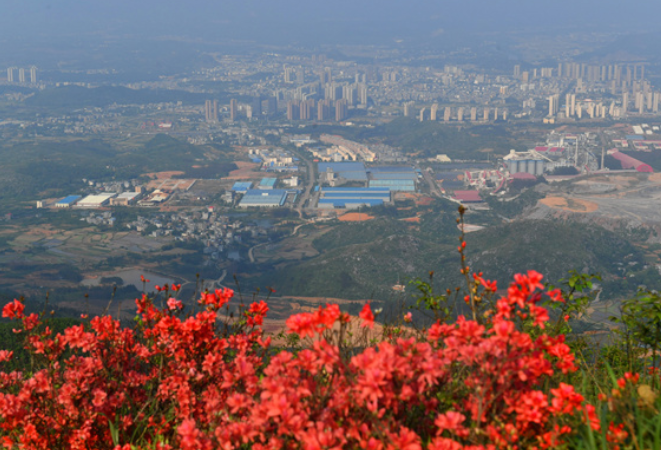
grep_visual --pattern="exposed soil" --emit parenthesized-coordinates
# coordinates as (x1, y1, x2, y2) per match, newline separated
(143, 171, 185, 180)
(539, 196, 599, 213)
(226, 161, 260, 180)
(339, 212, 374, 222)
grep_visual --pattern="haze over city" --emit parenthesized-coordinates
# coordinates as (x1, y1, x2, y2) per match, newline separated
(5, 0, 661, 448)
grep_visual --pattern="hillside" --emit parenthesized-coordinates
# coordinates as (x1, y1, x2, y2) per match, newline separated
(244, 210, 659, 300)
(23, 85, 224, 109)
(0, 134, 234, 212)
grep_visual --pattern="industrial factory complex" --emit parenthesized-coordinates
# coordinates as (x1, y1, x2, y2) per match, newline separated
(38, 127, 661, 216)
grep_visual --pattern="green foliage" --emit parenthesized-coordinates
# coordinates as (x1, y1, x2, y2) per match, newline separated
(0, 134, 220, 211)
(244, 203, 658, 301)
(312, 219, 411, 253)
(611, 289, 661, 384)
(546, 270, 602, 335)
(100, 277, 124, 286)
(541, 271, 604, 363)
(2, 262, 83, 283)
(0, 317, 83, 372)
(409, 271, 453, 322)
(466, 220, 655, 299)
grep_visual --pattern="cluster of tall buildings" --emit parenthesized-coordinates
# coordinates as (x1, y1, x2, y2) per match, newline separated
(416, 104, 507, 122)
(6, 66, 37, 84)
(276, 66, 368, 121)
(621, 79, 660, 115)
(556, 62, 645, 87)
(278, 81, 367, 108)
(551, 93, 619, 120)
(283, 66, 305, 84)
(286, 98, 348, 122)
(547, 70, 661, 120)
(205, 96, 279, 123)
(514, 62, 646, 88)
(204, 100, 218, 122)
(249, 96, 278, 119)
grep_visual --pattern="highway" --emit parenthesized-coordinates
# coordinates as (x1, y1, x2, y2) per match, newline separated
(288, 145, 316, 218)
(422, 167, 443, 197)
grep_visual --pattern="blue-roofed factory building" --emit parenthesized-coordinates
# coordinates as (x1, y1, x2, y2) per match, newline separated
(317, 162, 419, 192)
(231, 182, 253, 193)
(239, 189, 298, 208)
(317, 187, 391, 209)
(369, 166, 416, 174)
(369, 172, 418, 181)
(367, 166, 418, 191)
(368, 179, 416, 191)
(55, 195, 82, 208)
(258, 178, 278, 190)
(318, 162, 366, 172)
(318, 162, 368, 183)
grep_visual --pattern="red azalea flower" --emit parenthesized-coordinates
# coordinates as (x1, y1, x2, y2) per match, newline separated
(359, 303, 375, 329)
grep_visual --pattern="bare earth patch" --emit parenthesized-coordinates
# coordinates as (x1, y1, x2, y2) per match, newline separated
(143, 171, 185, 180)
(226, 161, 260, 180)
(339, 212, 374, 222)
(539, 196, 599, 213)
(146, 179, 196, 191)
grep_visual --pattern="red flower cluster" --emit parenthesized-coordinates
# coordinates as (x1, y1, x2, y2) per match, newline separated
(0, 272, 598, 449)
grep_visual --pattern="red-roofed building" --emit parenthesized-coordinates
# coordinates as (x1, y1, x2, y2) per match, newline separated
(453, 190, 483, 203)
(511, 172, 537, 180)
(611, 151, 653, 172)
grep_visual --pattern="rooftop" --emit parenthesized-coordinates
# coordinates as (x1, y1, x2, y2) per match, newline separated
(452, 190, 483, 203)
(56, 195, 82, 205)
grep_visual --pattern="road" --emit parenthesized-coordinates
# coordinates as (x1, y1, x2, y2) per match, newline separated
(288, 145, 316, 218)
(180, 269, 227, 292)
(422, 168, 443, 197)
(248, 242, 268, 263)
(210, 269, 227, 288)
(248, 220, 311, 264)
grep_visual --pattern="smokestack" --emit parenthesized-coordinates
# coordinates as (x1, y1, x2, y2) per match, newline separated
(601, 147, 605, 170)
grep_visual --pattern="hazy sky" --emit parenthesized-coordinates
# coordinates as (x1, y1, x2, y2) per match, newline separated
(2, 0, 661, 45)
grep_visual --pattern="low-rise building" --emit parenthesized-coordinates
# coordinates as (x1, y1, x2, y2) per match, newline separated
(110, 192, 140, 206)
(238, 189, 289, 208)
(257, 178, 278, 190)
(55, 195, 82, 208)
(76, 193, 116, 208)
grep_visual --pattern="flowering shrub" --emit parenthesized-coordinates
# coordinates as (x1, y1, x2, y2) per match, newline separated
(4, 206, 659, 449)
(0, 268, 609, 450)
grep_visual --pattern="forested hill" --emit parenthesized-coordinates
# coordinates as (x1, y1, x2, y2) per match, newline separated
(244, 204, 658, 301)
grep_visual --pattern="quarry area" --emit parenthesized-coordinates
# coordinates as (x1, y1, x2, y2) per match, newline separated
(530, 172, 661, 237)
